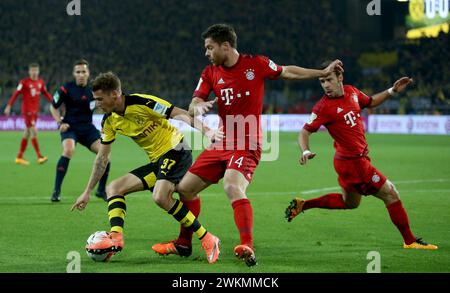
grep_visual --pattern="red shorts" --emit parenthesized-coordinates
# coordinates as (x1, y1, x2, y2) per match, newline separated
(23, 112, 38, 128)
(189, 148, 261, 183)
(333, 156, 387, 195)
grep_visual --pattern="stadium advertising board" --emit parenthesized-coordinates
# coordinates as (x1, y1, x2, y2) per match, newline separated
(368, 114, 450, 134)
(1, 114, 448, 135)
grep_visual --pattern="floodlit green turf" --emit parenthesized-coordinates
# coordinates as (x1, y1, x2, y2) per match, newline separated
(0, 131, 449, 273)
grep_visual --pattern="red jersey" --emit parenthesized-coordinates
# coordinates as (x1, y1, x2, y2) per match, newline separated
(193, 54, 283, 150)
(303, 85, 373, 158)
(7, 77, 53, 114)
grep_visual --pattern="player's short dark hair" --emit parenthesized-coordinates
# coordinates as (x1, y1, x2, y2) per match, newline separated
(202, 24, 237, 48)
(73, 59, 89, 68)
(321, 60, 342, 77)
(28, 63, 39, 69)
(92, 72, 121, 93)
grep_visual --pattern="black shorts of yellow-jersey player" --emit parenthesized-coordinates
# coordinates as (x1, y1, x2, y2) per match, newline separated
(72, 72, 222, 263)
(130, 138, 192, 192)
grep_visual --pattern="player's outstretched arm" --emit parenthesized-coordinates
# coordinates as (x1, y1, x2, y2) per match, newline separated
(298, 129, 316, 165)
(188, 97, 217, 116)
(71, 143, 112, 211)
(280, 59, 344, 80)
(369, 77, 413, 108)
(171, 106, 224, 142)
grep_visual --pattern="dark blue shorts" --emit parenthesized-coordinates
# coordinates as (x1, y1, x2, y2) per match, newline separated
(60, 124, 101, 149)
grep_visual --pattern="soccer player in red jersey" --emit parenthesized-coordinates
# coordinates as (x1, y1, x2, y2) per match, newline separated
(4, 63, 53, 165)
(285, 61, 438, 250)
(151, 24, 343, 266)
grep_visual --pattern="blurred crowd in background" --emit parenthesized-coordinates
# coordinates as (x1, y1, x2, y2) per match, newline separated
(1, 0, 448, 115)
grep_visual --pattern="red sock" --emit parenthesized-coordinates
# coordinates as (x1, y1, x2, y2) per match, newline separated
(303, 193, 347, 210)
(31, 137, 42, 158)
(176, 196, 201, 247)
(386, 200, 416, 245)
(232, 198, 253, 248)
(17, 138, 28, 159)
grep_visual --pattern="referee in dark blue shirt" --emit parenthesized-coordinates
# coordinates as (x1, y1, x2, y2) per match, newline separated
(49, 59, 110, 202)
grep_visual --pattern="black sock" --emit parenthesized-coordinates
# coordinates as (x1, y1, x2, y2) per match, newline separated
(97, 162, 110, 193)
(54, 156, 70, 194)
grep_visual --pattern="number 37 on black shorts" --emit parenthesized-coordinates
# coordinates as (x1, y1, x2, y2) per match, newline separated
(129, 140, 192, 191)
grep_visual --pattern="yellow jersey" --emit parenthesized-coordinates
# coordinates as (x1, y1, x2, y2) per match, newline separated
(101, 93, 183, 162)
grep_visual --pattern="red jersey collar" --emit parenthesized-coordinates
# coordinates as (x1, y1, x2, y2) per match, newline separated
(220, 53, 242, 70)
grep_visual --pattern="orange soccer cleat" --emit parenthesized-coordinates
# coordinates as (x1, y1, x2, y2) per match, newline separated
(200, 232, 220, 264)
(234, 244, 257, 267)
(86, 232, 124, 254)
(151, 240, 192, 257)
(285, 197, 306, 222)
(403, 238, 438, 250)
(15, 158, 30, 166)
(37, 156, 48, 164)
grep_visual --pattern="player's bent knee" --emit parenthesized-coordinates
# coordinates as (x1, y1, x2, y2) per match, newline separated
(177, 185, 197, 199)
(30, 128, 37, 137)
(389, 190, 400, 202)
(386, 181, 400, 201)
(223, 183, 244, 199)
(63, 148, 74, 158)
(106, 181, 124, 197)
(152, 193, 171, 210)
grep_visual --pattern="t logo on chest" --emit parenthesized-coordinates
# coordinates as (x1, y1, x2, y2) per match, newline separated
(343, 111, 357, 127)
(220, 88, 234, 105)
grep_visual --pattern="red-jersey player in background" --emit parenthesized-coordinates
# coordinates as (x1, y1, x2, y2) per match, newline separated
(285, 61, 438, 250)
(152, 24, 343, 266)
(4, 63, 53, 165)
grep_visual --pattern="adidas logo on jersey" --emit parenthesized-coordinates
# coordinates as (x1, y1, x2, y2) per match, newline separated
(337, 107, 343, 113)
(218, 78, 225, 84)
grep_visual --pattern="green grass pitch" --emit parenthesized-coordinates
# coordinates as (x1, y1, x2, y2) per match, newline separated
(0, 131, 449, 273)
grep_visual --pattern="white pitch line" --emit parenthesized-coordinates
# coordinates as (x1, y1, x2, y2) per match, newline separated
(1, 179, 449, 203)
(394, 178, 450, 184)
(400, 189, 450, 193)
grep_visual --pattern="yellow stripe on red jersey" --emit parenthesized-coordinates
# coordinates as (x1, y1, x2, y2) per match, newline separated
(101, 94, 183, 162)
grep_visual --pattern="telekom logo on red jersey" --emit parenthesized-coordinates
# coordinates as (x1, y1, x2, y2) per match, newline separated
(344, 111, 357, 127)
(220, 88, 234, 105)
(220, 88, 251, 106)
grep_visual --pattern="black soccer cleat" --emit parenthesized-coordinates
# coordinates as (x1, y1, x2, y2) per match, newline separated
(51, 191, 61, 202)
(174, 243, 193, 257)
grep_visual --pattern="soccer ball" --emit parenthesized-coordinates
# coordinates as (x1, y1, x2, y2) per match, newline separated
(85, 231, 114, 262)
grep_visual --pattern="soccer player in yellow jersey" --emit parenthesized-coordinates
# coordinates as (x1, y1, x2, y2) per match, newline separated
(71, 72, 223, 264)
